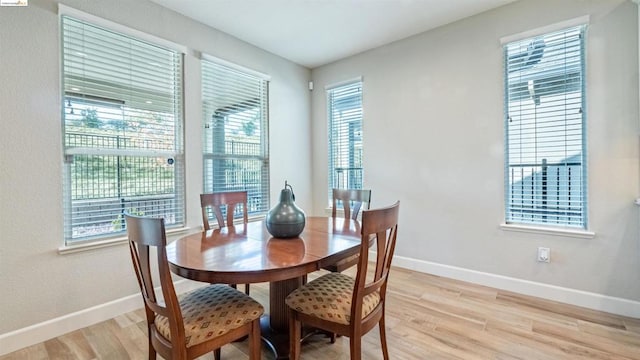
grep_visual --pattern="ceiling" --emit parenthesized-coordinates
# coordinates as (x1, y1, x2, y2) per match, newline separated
(149, 0, 517, 69)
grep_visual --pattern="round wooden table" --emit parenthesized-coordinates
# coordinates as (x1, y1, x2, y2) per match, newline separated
(166, 216, 362, 359)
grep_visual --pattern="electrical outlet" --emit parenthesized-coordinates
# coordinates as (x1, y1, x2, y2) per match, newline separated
(537, 247, 550, 263)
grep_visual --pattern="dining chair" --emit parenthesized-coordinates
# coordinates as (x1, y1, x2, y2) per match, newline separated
(200, 191, 249, 231)
(200, 191, 250, 294)
(322, 188, 372, 273)
(286, 201, 400, 360)
(125, 214, 263, 360)
(331, 188, 372, 221)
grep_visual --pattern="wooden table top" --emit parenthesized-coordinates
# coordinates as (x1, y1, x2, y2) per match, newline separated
(166, 216, 362, 284)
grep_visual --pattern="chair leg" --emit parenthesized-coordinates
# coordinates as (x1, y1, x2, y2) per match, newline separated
(148, 334, 156, 360)
(349, 335, 362, 360)
(214, 348, 221, 360)
(379, 315, 389, 360)
(330, 332, 337, 343)
(289, 310, 301, 360)
(249, 319, 261, 360)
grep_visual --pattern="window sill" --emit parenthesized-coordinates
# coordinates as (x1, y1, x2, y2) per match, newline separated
(58, 226, 196, 255)
(499, 223, 595, 239)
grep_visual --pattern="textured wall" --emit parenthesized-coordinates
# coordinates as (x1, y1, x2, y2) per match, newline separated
(310, 0, 640, 301)
(0, 0, 311, 334)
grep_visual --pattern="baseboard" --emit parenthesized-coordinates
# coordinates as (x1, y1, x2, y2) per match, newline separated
(0, 279, 206, 356)
(391, 255, 640, 319)
(2, 260, 639, 356)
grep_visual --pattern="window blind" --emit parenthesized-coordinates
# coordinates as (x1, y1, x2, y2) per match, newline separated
(327, 81, 363, 205)
(61, 16, 184, 244)
(504, 25, 586, 228)
(201, 59, 270, 218)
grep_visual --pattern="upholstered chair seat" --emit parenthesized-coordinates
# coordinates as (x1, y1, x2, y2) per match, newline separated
(155, 284, 264, 348)
(285, 272, 380, 326)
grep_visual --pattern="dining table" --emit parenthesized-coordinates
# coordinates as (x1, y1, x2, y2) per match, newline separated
(166, 216, 362, 360)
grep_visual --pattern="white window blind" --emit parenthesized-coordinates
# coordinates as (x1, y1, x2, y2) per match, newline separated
(504, 25, 586, 228)
(202, 59, 270, 217)
(61, 16, 185, 244)
(327, 81, 363, 205)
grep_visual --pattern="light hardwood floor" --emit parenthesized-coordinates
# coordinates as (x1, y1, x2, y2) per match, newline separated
(2, 267, 639, 360)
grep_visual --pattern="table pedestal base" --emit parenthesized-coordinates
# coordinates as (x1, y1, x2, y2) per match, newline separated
(260, 316, 290, 360)
(259, 277, 303, 359)
(260, 317, 335, 360)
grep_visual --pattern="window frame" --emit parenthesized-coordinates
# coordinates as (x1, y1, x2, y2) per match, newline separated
(326, 79, 364, 206)
(503, 23, 588, 230)
(200, 55, 271, 221)
(60, 10, 186, 246)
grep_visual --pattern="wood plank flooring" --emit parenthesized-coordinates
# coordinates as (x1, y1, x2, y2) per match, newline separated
(2, 267, 639, 359)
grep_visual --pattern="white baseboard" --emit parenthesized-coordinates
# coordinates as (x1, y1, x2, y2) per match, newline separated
(391, 255, 640, 319)
(0, 280, 205, 356)
(2, 259, 639, 357)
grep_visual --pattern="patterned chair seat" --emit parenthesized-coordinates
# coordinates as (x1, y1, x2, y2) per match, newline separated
(285, 272, 380, 325)
(155, 284, 264, 348)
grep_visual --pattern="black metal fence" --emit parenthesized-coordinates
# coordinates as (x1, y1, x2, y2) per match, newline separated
(66, 132, 269, 239)
(507, 159, 584, 226)
(334, 167, 363, 190)
(70, 195, 179, 239)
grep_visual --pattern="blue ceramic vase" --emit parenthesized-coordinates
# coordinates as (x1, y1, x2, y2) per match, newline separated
(265, 181, 306, 238)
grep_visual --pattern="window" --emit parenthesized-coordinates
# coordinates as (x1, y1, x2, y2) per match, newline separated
(504, 25, 586, 228)
(201, 58, 270, 218)
(61, 16, 184, 244)
(327, 80, 364, 205)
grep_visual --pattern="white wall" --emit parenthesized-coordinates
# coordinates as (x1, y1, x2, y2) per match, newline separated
(0, 0, 311, 335)
(311, 0, 640, 304)
(1, 0, 638, 352)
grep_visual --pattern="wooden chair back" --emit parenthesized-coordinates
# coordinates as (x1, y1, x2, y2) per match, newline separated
(332, 188, 372, 220)
(200, 191, 248, 230)
(125, 214, 186, 358)
(353, 201, 400, 325)
(200, 191, 251, 294)
(323, 188, 372, 273)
